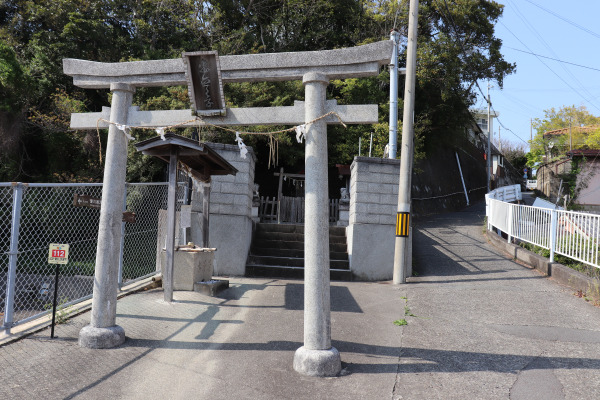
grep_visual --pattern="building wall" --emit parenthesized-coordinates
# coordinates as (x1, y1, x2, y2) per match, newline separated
(576, 160, 600, 207)
(536, 159, 572, 201)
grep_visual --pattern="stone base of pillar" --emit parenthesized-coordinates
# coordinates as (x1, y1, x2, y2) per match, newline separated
(293, 346, 341, 377)
(79, 324, 126, 349)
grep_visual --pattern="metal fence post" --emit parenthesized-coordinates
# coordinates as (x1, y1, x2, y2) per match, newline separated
(118, 184, 128, 288)
(507, 204, 513, 243)
(3, 183, 24, 333)
(485, 194, 491, 230)
(549, 209, 558, 262)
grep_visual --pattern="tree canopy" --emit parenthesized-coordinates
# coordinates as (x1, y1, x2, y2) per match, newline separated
(0, 0, 515, 183)
(527, 105, 600, 167)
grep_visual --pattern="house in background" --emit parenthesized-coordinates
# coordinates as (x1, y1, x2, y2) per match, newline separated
(542, 125, 600, 160)
(537, 125, 600, 208)
(468, 108, 499, 146)
(467, 108, 522, 189)
(568, 149, 600, 211)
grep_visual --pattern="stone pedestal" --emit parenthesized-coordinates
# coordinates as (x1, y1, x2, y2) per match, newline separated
(160, 246, 215, 291)
(337, 200, 349, 227)
(293, 346, 341, 377)
(79, 325, 125, 349)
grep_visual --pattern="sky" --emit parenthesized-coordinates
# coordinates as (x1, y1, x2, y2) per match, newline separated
(478, 0, 600, 151)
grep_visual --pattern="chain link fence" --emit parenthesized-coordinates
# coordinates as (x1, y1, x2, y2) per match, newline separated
(1, 178, 188, 330)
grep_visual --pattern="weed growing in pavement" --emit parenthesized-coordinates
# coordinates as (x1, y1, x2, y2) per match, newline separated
(44, 296, 73, 324)
(395, 295, 420, 326)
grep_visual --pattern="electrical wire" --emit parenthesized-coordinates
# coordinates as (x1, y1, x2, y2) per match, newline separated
(506, 0, 599, 109)
(438, 0, 526, 146)
(523, 0, 600, 41)
(496, 90, 539, 115)
(505, 46, 600, 73)
(499, 20, 600, 114)
(492, 111, 530, 145)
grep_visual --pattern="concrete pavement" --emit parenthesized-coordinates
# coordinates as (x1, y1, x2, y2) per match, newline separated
(0, 278, 406, 399)
(1, 201, 600, 399)
(401, 202, 600, 399)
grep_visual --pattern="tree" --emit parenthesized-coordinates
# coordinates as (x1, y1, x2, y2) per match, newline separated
(528, 105, 600, 167)
(584, 130, 600, 148)
(495, 138, 527, 173)
(0, 0, 515, 183)
(533, 105, 600, 134)
(406, 0, 515, 152)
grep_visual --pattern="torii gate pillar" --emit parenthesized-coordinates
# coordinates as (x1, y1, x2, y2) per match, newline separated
(293, 72, 341, 376)
(79, 83, 134, 348)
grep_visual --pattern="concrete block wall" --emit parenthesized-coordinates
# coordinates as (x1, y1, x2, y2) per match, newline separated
(347, 156, 400, 280)
(191, 142, 255, 217)
(190, 142, 256, 276)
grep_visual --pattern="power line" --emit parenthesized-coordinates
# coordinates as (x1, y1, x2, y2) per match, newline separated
(499, 20, 600, 114)
(505, 46, 600, 73)
(506, 0, 599, 107)
(493, 110, 530, 145)
(437, 0, 526, 146)
(437, 1, 527, 149)
(523, 0, 600, 41)
(496, 90, 539, 115)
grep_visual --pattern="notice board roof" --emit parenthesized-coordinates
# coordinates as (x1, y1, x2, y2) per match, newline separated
(134, 133, 237, 182)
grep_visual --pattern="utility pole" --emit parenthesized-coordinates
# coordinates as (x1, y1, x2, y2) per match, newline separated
(498, 125, 501, 151)
(389, 29, 400, 159)
(393, 0, 419, 285)
(487, 82, 491, 192)
(530, 118, 533, 142)
(569, 117, 572, 151)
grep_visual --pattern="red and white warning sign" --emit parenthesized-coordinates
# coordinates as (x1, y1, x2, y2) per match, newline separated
(48, 243, 69, 264)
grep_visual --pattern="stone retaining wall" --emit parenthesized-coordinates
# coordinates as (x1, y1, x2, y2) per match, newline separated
(347, 157, 399, 280)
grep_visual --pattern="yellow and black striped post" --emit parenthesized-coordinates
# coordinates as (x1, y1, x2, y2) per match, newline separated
(395, 212, 410, 237)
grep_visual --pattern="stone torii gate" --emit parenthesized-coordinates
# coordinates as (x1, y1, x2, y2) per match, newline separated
(63, 41, 392, 376)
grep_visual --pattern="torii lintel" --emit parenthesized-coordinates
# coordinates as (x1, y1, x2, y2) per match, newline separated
(63, 41, 394, 89)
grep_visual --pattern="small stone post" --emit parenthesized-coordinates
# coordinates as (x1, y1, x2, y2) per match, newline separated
(79, 83, 134, 348)
(202, 181, 211, 248)
(293, 72, 341, 377)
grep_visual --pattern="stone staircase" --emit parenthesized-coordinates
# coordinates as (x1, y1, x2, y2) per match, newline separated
(246, 223, 352, 281)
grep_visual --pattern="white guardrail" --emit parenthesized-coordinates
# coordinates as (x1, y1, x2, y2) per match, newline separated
(486, 186, 600, 269)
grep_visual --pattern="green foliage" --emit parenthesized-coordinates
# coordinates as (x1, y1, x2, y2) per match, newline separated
(0, 41, 28, 112)
(533, 105, 600, 136)
(393, 319, 408, 326)
(528, 105, 600, 168)
(519, 240, 600, 279)
(408, 0, 515, 150)
(584, 127, 600, 149)
(44, 295, 73, 324)
(0, 0, 515, 183)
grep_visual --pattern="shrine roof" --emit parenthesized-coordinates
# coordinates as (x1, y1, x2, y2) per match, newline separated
(134, 133, 237, 182)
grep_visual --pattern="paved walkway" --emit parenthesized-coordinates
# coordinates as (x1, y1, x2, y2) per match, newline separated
(1, 201, 600, 399)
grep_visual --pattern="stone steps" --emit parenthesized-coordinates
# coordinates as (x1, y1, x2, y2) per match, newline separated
(246, 223, 351, 281)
